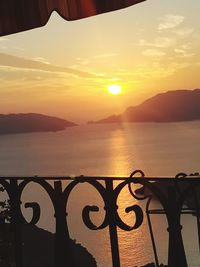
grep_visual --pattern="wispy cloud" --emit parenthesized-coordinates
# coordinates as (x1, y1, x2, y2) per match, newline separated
(0, 66, 61, 82)
(33, 57, 50, 64)
(139, 37, 175, 48)
(0, 37, 8, 42)
(0, 53, 96, 78)
(93, 53, 119, 59)
(75, 57, 90, 66)
(143, 49, 166, 57)
(75, 53, 118, 64)
(173, 28, 194, 37)
(174, 48, 195, 58)
(158, 15, 185, 31)
(0, 37, 9, 50)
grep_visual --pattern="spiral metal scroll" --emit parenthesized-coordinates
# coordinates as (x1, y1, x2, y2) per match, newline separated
(81, 177, 144, 232)
(0, 175, 144, 267)
(128, 171, 200, 267)
(0, 176, 144, 231)
(75, 176, 144, 267)
(1, 173, 200, 267)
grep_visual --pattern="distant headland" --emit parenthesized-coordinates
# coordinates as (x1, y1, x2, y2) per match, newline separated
(0, 113, 77, 134)
(89, 89, 200, 124)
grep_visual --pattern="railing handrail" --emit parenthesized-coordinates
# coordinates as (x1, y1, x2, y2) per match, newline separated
(0, 175, 200, 180)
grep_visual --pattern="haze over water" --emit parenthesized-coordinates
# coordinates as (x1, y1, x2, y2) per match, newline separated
(0, 122, 200, 266)
(0, 122, 200, 177)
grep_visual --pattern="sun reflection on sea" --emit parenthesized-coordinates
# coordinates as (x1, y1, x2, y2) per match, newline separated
(115, 182, 153, 266)
(108, 124, 133, 176)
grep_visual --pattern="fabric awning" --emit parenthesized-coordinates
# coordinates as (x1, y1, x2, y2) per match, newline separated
(0, 0, 146, 36)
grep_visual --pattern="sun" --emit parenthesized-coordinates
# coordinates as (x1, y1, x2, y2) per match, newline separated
(107, 84, 122, 95)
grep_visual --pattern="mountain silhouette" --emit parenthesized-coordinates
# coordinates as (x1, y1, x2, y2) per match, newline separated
(92, 89, 200, 123)
(0, 224, 97, 267)
(0, 113, 77, 134)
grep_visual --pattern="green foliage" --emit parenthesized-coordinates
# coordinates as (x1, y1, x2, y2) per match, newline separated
(0, 186, 14, 267)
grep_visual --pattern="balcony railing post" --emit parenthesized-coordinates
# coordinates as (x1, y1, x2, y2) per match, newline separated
(167, 186, 187, 267)
(105, 179, 121, 267)
(54, 181, 75, 267)
(10, 180, 24, 267)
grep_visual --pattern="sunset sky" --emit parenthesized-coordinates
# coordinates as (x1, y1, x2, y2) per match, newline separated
(0, 0, 200, 123)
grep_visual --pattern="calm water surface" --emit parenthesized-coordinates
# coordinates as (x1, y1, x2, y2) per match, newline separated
(0, 122, 200, 266)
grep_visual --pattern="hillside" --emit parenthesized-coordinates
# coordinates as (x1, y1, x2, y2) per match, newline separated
(92, 89, 200, 123)
(0, 113, 77, 134)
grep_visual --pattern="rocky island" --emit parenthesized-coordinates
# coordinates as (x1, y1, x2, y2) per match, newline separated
(91, 89, 200, 123)
(0, 113, 77, 134)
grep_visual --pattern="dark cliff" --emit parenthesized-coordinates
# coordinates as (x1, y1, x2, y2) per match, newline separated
(93, 89, 200, 123)
(0, 113, 77, 134)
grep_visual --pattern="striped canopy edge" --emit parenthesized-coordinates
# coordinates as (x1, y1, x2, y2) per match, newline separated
(0, 0, 146, 36)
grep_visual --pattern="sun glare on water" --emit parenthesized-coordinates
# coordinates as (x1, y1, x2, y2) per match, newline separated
(107, 84, 122, 95)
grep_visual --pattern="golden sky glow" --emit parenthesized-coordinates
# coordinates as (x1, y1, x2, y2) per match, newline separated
(0, 0, 200, 123)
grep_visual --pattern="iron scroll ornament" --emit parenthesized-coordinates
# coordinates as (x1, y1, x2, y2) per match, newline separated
(80, 176, 144, 267)
(0, 175, 144, 267)
(1, 173, 200, 267)
(72, 176, 144, 267)
(128, 172, 200, 267)
(81, 176, 144, 231)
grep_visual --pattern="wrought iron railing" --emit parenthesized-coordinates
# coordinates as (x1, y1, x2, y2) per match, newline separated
(0, 171, 200, 267)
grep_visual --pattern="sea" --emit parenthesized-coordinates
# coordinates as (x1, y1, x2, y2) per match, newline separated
(0, 121, 200, 267)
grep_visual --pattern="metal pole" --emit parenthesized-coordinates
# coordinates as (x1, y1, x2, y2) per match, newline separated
(106, 179, 121, 267)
